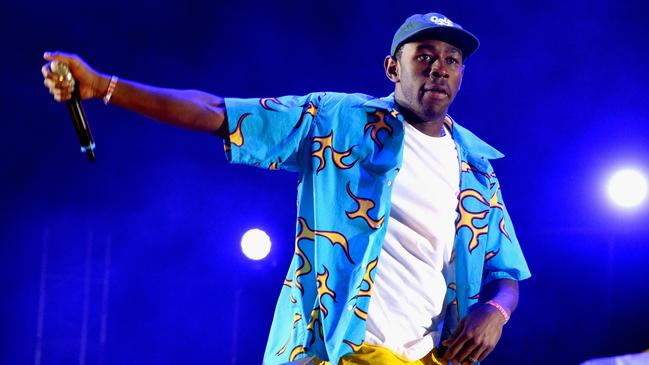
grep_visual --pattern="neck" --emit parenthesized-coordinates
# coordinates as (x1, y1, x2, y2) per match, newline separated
(395, 102, 447, 137)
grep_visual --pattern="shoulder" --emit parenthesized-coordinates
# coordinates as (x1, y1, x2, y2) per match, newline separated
(451, 119, 504, 161)
(318, 92, 377, 108)
(315, 92, 380, 124)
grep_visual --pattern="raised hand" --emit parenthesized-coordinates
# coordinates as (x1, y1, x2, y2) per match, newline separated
(41, 51, 109, 102)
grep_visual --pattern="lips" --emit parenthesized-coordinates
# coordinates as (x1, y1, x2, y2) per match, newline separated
(421, 85, 449, 100)
(422, 84, 449, 97)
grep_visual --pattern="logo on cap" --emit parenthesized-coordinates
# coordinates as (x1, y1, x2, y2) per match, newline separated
(430, 15, 454, 27)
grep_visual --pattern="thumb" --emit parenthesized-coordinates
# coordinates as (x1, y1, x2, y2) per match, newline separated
(44, 51, 70, 59)
(43, 51, 78, 66)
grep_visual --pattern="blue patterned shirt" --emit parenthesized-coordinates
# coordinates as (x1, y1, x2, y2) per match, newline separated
(224, 92, 531, 365)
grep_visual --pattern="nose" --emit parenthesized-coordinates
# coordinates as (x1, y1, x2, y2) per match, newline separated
(430, 59, 449, 79)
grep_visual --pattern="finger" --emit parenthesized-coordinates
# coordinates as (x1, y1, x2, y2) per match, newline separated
(43, 52, 80, 76)
(477, 346, 494, 362)
(51, 89, 72, 102)
(44, 77, 73, 91)
(444, 336, 469, 363)
(442, 320, 466, 354)
(443, 319, 465, 347)
(460, 346, 483, 365)
(48, 61, 75, 81)
(453, 341, 479, 365)
(54, 93, 72, 102)
(58, 87, 73, 100)
(43, 51, 76, 64)
(49, 60, 65, 75)
(42, 62, 70, 83)
(41, 64, 50, 78)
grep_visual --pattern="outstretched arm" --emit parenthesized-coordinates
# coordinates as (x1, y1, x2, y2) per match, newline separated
(41, 51, 228, 138)
(442, 279, 519, 364)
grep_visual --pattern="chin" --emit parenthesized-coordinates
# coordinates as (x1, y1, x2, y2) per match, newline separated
(421, 105, 447, 120)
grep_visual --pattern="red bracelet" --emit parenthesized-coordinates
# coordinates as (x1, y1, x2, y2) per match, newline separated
(486, 300, 510, 323)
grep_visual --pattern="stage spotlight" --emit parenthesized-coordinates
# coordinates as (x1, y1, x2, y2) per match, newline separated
(607, 168, 648, 208)
(241, 229, 272, 260)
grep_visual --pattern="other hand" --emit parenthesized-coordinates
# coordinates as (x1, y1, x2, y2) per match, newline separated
(441, 304, 506, 364)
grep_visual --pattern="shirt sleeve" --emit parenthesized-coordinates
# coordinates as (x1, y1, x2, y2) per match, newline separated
(223, 93, 324, 172)
(482, 181, 532, 285)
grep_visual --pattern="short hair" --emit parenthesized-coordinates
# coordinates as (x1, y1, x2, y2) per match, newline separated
(393, 44, 404, 61)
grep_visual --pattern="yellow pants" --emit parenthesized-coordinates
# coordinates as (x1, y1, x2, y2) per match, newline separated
(312, 344, 444, 365)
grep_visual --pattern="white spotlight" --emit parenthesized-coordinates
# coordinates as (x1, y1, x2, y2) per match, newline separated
(241, 229, 272, 260)
(607, 168, 648, 208)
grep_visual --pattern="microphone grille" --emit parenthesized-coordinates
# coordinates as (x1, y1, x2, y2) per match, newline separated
(50, 61, 75, 85)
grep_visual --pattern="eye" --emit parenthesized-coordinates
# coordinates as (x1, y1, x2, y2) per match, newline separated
(446, 57, 460, 65)
(417, 54, 433, 63)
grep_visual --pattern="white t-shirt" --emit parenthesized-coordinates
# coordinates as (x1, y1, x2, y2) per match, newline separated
(364, 121, 460, 361)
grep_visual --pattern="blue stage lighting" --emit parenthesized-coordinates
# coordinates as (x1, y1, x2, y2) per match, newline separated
(241, 229, 272, 260)
(607, 168, 648, 208)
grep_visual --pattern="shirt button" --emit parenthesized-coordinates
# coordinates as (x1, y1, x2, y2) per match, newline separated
(387, 180, 392, 186)
(347, 305, 353, 311)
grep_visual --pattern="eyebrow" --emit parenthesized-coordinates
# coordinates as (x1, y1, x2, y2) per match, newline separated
(415, 44, 462, 56)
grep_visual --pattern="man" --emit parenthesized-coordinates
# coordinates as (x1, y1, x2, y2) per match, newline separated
(42, 12, 530, 365)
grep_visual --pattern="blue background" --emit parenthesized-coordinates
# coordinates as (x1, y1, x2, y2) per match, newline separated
(2, 0, 649, 364)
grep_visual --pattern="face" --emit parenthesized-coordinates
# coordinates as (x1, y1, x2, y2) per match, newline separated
(385, 39, 465, 122)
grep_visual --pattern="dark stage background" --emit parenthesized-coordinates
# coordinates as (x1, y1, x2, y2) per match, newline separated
(2, 1, 649, 364)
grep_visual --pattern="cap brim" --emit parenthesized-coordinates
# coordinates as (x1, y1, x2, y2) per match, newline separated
(396, 27, 480, 59)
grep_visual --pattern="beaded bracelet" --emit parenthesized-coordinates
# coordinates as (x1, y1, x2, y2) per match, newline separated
(103, 75, 119, 105)
(486, 300, 510, 323)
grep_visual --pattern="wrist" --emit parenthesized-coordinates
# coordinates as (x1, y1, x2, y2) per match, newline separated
(93, 74, 111, 100)
(485, 300, 510, 324)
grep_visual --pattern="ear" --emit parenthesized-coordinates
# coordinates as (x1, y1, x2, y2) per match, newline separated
(457, 64, 465, 91)
(384, 55, 399, 83)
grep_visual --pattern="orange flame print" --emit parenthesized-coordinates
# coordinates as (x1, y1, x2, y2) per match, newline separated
(485, 249, 500, 262)
(289, 345, 306, 361)
(311, 132, 356, 173)
(456, 189, 489, 253)
(447, 282, 459, 318)
(316, 266, 336, 317)
(355, 257, 378, 299)
(353, 306, 368, 321)
(460, 161, 491, 180)
(229, 112, 251, 147)
(364, 111, 394, 150)
(260, 97, 284, 111)
(294, 101, 318, 129)
(343, 339, 363, 352)
(307, 307, 323, 345)
(314, 229, 354, 264)
(345, 183, 384, 229)
(488, 187, 511, 240)
(275, 313, 303, 356)
(294, 217, 315, 294)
